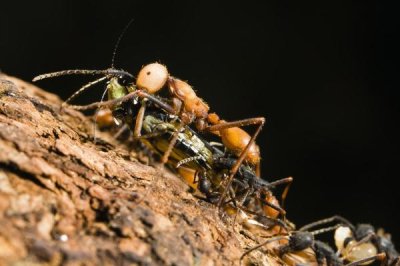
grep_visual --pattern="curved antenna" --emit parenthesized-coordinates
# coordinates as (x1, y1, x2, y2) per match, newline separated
(310, 224, 340, 236)
(111, 18, 135, 68)
(299, 215, 355, 232)
(62, 76, 108, 107)
(176, 155, 203, 168)
(33, 69, 133, 82)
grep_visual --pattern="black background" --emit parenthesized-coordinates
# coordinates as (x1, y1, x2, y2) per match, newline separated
(1, 1, 398, 245)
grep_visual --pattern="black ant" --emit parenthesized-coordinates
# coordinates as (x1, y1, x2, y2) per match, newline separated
(240, 222, 385, 266)
(299, 216, 400, 266)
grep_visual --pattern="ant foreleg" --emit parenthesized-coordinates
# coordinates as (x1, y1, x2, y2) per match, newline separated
(133, 102, 146, 137)
(66, 90, 176, 115)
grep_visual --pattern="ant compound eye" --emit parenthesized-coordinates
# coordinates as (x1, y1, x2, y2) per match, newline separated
(137, 63, 168, 93)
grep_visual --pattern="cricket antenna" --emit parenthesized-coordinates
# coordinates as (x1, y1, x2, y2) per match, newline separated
(111, 18, 135, 68)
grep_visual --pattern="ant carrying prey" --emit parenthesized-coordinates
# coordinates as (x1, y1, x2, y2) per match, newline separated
(34, 62, 265, 209)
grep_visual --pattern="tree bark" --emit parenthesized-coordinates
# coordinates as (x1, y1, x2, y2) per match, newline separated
(0, 74, 281, 266)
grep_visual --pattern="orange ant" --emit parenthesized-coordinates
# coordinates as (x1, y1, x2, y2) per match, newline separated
(34, 62, 266, 209)
(33, 18, 266, 210)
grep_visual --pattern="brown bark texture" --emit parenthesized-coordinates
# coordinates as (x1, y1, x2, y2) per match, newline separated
(0, 74, 281, 266)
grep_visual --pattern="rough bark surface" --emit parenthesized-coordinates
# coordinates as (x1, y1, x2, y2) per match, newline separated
(0, 74, 281, 266)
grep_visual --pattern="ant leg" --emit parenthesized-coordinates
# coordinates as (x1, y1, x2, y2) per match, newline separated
(160, 99, 186, 164)
(113, 124, 130, 139)
(67, 90, 176, 115)
(280, 176, 293, 210)
(205, 117, 266, 132)
(299, 215, 354, 232)
(92, 86, 111, 144)
(227, 188, 241, 229)
(345, 253, 386, 266)
(133, 102, 146, 137)
(261, 197, 287, 216)
(136, 91, 178, 115)
(208, 117, 265, 208)
(258, 177, 293, 216)
(161, 119, 184, 164)
(240, 235, 288, 262)
(255, 161, 261, 177)
(66, 90, 141, 110)
(237, 204, 289, 232)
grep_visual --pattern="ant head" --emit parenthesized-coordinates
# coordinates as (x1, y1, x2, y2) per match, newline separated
(136, 63, 169, 93)
(355, 224, 375, 240)
(289, 232, 314, 251)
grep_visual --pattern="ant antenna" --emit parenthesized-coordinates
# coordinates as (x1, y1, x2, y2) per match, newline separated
(111, 18, 135, 68)
(62, 76, 108, 107)
(309, 224, 340, 235)
(176, 155, 203, 168)
(299, 215, 354, 232)
(32, 69, 133, 82)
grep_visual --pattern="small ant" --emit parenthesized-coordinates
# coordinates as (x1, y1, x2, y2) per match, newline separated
(300, 216, 400, 266)
(240, 223, 385, 266)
